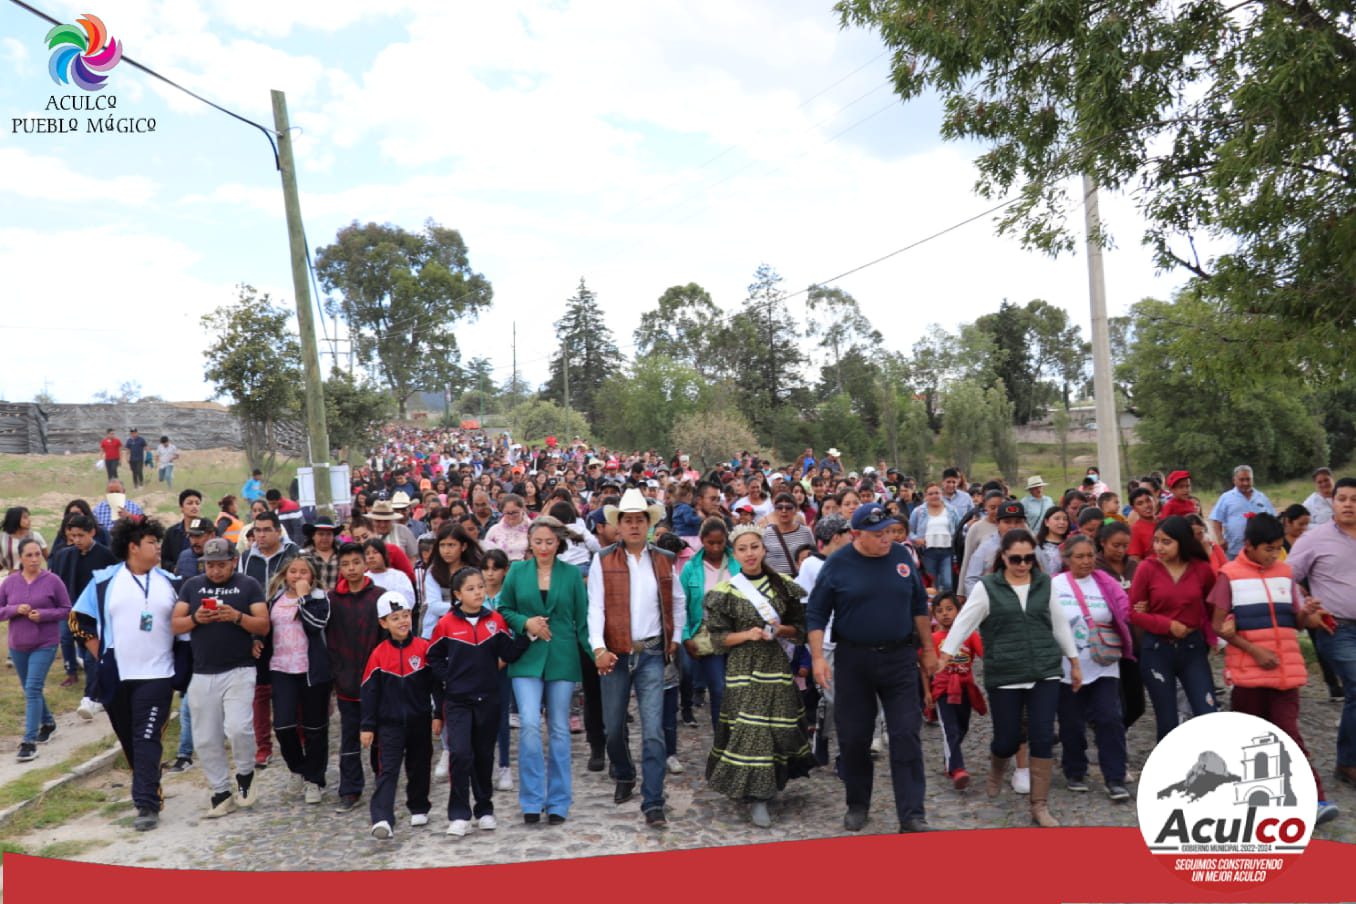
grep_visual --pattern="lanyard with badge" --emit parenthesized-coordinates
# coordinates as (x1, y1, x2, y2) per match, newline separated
(131, 571, 155, 632)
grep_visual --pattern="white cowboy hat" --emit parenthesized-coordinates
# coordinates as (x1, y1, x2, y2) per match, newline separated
(604, 487, 665, 527)
(1025, 475, 1047, 490)
(826, 448, 841, 457)
(390, 490, 412, 509)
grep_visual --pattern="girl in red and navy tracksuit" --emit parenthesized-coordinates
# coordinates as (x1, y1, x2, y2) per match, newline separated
(360, 591, 440, 839)
(427, 566, 529, 835)
(929, 592, 987, 790)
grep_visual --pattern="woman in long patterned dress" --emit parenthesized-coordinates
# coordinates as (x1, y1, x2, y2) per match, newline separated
(704, 524, 816, 828)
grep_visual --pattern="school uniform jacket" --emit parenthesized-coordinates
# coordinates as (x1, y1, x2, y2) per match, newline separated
(359, 634, 440, 731)
(426, 607, 530, 703)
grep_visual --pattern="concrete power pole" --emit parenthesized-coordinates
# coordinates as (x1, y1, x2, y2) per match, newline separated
(1081, 173, 1122, 497)
(271, 89, 332, 514)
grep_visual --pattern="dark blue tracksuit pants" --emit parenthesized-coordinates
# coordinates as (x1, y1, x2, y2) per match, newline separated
(370, 717, 432, 827)
(445, 697, 498, 821)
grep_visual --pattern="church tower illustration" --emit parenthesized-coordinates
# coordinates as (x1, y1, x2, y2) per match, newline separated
(1233, 732, 1296, 807)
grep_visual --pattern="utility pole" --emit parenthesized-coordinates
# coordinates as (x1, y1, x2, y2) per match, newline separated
(1082, 172, 1122, 498)
(271, 89, 332, 515)
(512, 322, 518, 406)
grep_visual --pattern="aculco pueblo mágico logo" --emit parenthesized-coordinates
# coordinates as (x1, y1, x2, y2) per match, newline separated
(1137, 711, 1316, 886)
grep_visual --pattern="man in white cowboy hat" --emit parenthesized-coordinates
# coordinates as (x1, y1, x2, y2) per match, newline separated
(1020, 475, 1054, 533)
(822, 448, 843, 476)
(587, 488, 686, 827)
(368, 499, 419, 562)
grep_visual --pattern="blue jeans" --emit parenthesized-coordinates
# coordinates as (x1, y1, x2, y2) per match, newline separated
(511, 677, 574, 818)
(921, 547, 953, 595)
(177, 693, 195, 758)
(989, 680, 1060, 759)
(158, 464, 174, 488)
(1057, 677, 1127, 783)
(1312, 621, 1356, 767)
(1139, 632, 1217, 741)
(663, 686, 678, 757)
(692, 653, 726, 732)
(11, 646, 57, 743)
(600, 647, 666, 813)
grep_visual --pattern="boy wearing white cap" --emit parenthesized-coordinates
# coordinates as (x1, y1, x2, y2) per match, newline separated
(360, 591, 440, 839)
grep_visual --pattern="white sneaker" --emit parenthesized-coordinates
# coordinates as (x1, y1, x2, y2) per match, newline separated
(371, 820, 393, 839)
(509, 713, 521, 729)
(77, 697, 96, 721)
(478, 813, 497, 831)
(870, 736, 885, 755)
(304, 782, 323, 804)
(495, 765, 513, 791)
(666, 755, 685, 774)
(1012, 767, 1031, 794)
(411, 813, 429, 827)
(435, 750, 450, 779)
(446, 819, 471, 836)
(287, 773, 304, 797)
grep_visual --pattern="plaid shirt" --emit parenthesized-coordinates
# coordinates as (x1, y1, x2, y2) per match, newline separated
(304, 549, 341, 593)
(92, 499, 144, 532)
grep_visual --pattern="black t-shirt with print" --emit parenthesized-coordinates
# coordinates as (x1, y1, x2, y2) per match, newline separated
(180, 573, 265, 674)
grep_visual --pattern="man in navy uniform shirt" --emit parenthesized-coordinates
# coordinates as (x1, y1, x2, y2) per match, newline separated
(808, 503, 937, 833)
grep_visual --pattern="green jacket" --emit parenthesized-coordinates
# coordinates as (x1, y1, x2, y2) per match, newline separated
(679, 549, 738, 640)
(497, 558, 591, 682)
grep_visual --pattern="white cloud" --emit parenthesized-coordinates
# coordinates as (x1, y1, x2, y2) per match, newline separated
(0, 149, 158, 206)
(1, 36, 28, 74)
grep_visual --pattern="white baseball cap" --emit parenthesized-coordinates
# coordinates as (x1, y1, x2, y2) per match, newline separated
(375, 591, 409, 619)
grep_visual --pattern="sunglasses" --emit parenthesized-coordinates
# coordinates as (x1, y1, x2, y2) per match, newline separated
(857, 509, 894, 527)
(1005, 554, 1038, 566)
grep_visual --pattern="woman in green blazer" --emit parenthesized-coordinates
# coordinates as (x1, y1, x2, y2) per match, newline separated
(496, 516, 591, 823)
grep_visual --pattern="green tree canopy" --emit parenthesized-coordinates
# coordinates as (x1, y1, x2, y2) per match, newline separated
(837, 0, 1356, 327)
(633, 283, 722, 373)
(315, 219, 492, 417)
(543, 278, 620, 424)
(201, 284, 303, 470)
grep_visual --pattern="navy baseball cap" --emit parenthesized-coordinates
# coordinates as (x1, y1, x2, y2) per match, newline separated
(850, 503, 897, 532)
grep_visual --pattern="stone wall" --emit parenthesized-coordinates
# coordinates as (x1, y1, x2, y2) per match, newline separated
(0, 401, 304, 455)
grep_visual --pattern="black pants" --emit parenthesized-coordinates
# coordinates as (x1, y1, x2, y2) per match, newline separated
(578, 647, 605, 749)
(990, 681, 1059, 759)
(370, 718, 432, 826)
(128, 457, 144, 488)
(271, 673, 330, 785)
(833, 643, 925, 823)
(445, 697, 499, 820)
(936, 697, 972, 773)
(337, 697, 367, 796)
(106, 677, 172, 812)
(1119, 654, 1146, 728)
(104, 459, 119, 480)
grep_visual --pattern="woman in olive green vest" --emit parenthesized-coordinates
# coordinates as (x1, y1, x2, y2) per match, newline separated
(939, 528, 1080, 827)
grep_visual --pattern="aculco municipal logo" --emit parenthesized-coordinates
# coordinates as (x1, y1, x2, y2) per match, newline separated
(1137, 711, 1316, 887)
(46, 13, 122, 91)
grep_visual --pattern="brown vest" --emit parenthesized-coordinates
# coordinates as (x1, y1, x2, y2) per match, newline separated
(599, 543, 674, 654)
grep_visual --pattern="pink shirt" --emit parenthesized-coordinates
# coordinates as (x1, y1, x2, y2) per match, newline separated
(268, 595, 309, 674)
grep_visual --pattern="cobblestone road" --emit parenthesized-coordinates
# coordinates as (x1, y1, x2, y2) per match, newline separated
(13, 667, 1355, 870)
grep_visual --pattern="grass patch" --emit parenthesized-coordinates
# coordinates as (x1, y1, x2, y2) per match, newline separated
(0, 738, 116, 809)
(2, 783, 110, 835)
(0, 625, 92, 731)
(36, 838, 109, 859)
(0, 840, 29, 857)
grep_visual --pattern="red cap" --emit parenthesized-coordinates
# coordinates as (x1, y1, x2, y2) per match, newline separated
(1167, 470, 1190, 487)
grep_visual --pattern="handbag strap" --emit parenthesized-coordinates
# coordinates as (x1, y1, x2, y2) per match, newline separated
(772, 527, 799, 577)
(1065, 573, 1099, 632)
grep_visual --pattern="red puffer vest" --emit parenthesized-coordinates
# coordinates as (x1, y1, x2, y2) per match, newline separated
(1219, 554, 1308, 690)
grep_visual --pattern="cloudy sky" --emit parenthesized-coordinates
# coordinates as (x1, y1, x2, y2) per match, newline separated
(1, 0, 1189, 405)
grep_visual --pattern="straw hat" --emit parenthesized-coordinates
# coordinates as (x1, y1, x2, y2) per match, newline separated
(368, 500, 399, 521)
(604, 487, 666, 527)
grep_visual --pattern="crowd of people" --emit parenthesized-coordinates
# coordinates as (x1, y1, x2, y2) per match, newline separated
(1, 425, 1353, 841)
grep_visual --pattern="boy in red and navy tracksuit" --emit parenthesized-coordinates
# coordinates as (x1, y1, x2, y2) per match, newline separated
(360, 591, 441, 838)
(427, 568, 529, 832)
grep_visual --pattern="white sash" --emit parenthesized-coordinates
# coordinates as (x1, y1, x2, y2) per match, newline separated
(729, 572, 794, 661)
